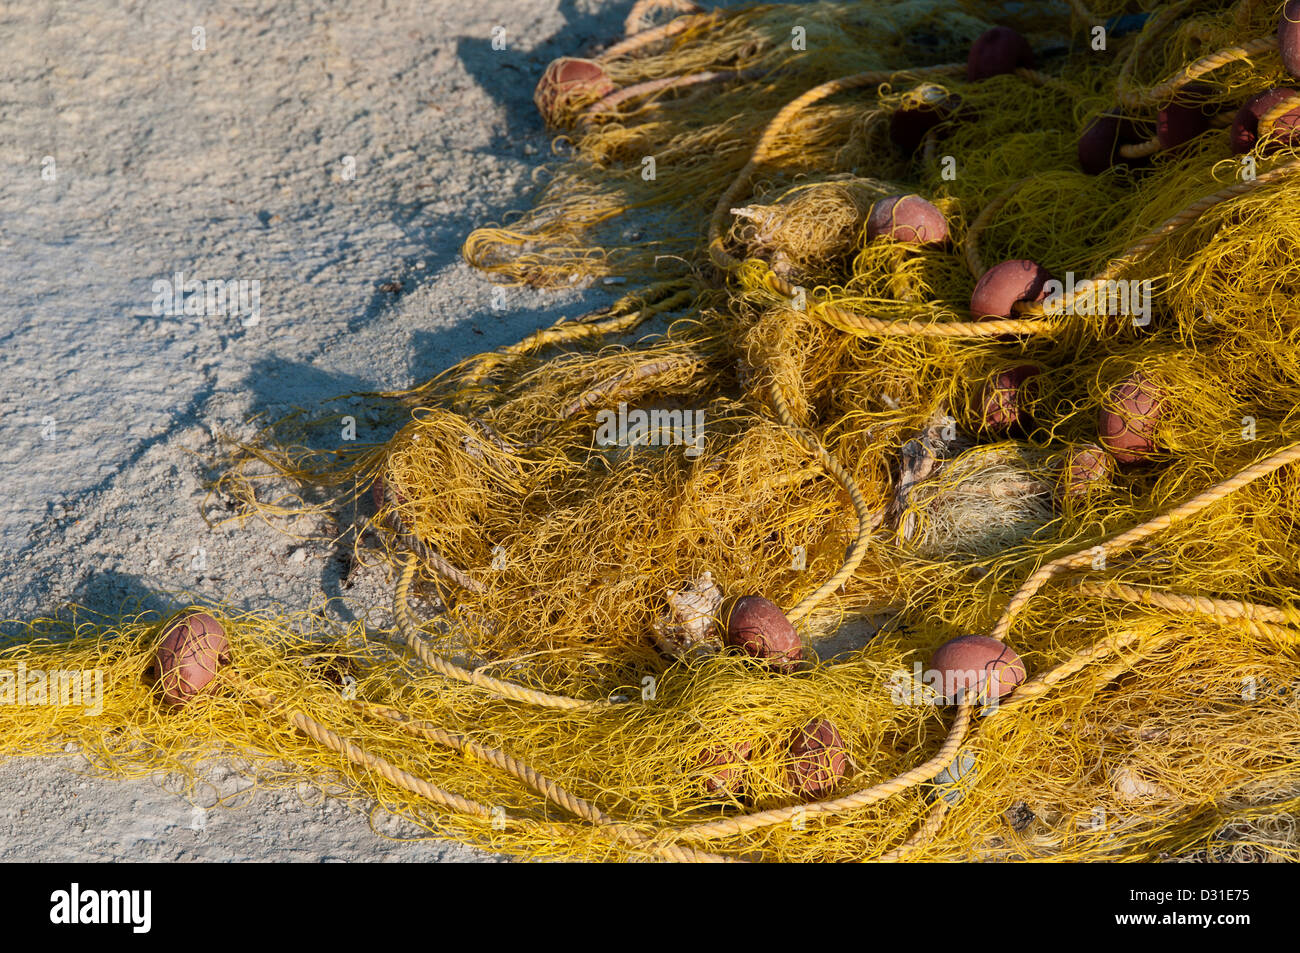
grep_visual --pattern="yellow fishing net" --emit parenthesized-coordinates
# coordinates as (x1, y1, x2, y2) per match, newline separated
(6, 0, 1300, 862)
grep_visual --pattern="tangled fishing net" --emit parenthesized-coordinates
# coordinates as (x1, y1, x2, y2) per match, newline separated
(9, 0, 1300, 862)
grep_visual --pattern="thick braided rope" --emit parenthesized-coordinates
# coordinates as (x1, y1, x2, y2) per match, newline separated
(766, 381, 880, 624)
(355, 699, 736, 862)
(1105, 160, 1300, 269)
(1259, 90, 1300, 134)
(1117, 34, 1277, 111)
(238, 670, 729, 860)
(990, 622, 1173, 715)
(1072, 580, 1300, 642)
(227, 671, 496, 820)
(599, 11, 716, 61)
(1115, 0, 1194, 110)
(624, 0, 701, 36)
(1012, 159, 1300, 319)
(874, 797, 951, 863)
(1117, 136, 1165, 160)
(779, 273, 1055, 337)
(586, 70, 763, 116)
(967, 164, 1299, 324)
(395, 555, 622, 711)
(812, 298, 1053, 337)
(391, 518, 487, 595)
(989, 442, 1300, 644)
(378, 474, 489, 594)
(358, 699, 610, 823)
(671, 703, 974, 843)
(1075, 580, 1300, 629)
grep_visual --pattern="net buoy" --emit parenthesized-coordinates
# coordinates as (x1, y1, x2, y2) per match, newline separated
(1098, 372, 1164, 465)
(1056, 443, 1116, 505)
(970, 260, 1052, 319)
(979, 364, 1040, 435)
(699, 740, 753, 798)
(966, 26, 1034, 81)
(724, 596, 803, 672)
(787, 719, 846, 798)
(1157, 83, 1214, 149)
(534, 58, 616, 126)
(1279, 1, 1300, 80)
(1078, 113, 1144, 174)
(930, 634, 1026, 703)
(155, 612, 230, 707)
(864, 194, 949, 247)
(889, 85, 959, 153)
(1229, 88, 1300, 154)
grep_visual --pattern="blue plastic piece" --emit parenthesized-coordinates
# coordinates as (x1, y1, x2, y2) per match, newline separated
(1104, 13, 1153, 38)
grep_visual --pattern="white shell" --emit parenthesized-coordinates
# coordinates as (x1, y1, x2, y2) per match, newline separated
(650, 571, 724, 659)
(1110, 766, 1174, 802)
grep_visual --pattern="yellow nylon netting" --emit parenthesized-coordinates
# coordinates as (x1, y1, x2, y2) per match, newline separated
(6, 0, 1300, 862)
